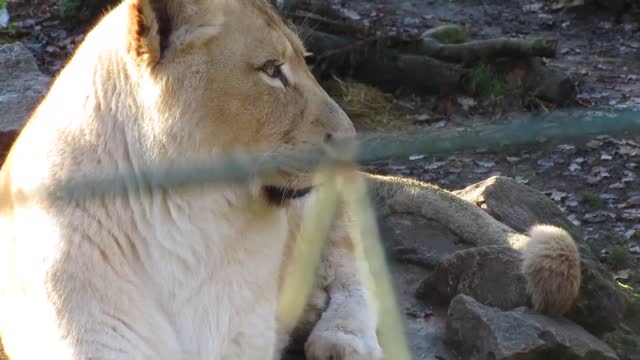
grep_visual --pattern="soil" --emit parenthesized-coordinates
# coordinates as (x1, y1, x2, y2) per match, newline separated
(2, 0, 640, 359)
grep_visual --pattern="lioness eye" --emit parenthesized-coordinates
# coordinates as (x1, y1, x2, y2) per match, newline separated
(261, 59, 288, 87)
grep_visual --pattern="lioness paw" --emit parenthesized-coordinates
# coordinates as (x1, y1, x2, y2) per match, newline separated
(304, 329, 382, 360)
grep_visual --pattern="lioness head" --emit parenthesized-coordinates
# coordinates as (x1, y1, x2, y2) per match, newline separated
(119, 0, 355, 202)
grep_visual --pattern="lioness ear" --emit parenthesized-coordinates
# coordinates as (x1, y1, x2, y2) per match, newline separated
(127, 0, 172, 66)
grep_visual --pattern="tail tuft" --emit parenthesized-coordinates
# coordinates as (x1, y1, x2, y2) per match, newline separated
(522, 225, 581, 316)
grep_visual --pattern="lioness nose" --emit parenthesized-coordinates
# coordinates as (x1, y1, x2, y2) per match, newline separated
(322, 99, 356, 144)
(324, 133, 334, 143)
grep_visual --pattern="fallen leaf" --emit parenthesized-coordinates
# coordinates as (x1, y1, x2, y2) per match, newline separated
(457, 96, 477, 111)
(622, 209, 640, 220)
(415, 113, 432, 122)
(548, 190, 568, 202)
(566, 199, 579, 207)
(609, 183, 625, 189)
(423, 161, 447, 170)
(337, 7, 361, 20)
(625, 195, 640, 207)
(475, 160, 495, 168)
(583, 210, 616, 223)
(504, 66, 527, 87)
(586, 140, 603, 149)
(537, 158, 555, 167)
(523, 3, 543, 12)
(557, 144, 575, 152)
(568, 163, 581, 172)
(613, 269, 632, 281)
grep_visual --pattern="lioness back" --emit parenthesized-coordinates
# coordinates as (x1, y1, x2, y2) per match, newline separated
(0, 0, 354, 359)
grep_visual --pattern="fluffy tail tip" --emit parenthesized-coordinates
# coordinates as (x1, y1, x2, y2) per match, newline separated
(522, 224, 581, 316)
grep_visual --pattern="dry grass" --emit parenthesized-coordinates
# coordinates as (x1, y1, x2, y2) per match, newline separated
(326, 78, 405, 131)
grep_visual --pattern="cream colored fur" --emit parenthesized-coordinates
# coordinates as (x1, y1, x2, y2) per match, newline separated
(523, 225, 581, 316)
(0, 0, 581, 358)
(0, 0, 380, 359)
(276, 201, 381, 359)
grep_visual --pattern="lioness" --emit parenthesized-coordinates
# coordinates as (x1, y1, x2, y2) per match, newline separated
(0, 0, 380, 359)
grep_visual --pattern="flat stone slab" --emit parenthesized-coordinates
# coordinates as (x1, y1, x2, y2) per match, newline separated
(446, 294, 619, 360)
(0, 42, 51, 131)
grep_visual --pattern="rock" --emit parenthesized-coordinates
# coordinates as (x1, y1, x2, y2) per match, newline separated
(566, 256, 630, 335)
(452, 176, 630, 333)
(416, 246, 529, 310)
(415, 242, 628, 335)
(454, 176, 582, 241)
(595, 0, 628, 13)
(381, 213, 467, 259)
(446, 294, 619, 360)
(0, 42, 51, 132)
(604, 327, 640, 360)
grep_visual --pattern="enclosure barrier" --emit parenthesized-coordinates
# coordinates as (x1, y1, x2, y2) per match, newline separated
(50, 110, 640, 360)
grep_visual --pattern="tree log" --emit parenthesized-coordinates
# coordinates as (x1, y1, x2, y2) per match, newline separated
(281, 9, 575, 104)
(523, 58, 577, 105)
(411, 37, 557, 65)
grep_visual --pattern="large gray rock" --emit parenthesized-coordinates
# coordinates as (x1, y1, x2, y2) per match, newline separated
(566, 255, 629, 335)
(446, 294, 619, 360)
(0, 42, 51, 131)
(415, 242, 628, 335)
(454, 175, 582, 240)
(416, 245, 529, 310)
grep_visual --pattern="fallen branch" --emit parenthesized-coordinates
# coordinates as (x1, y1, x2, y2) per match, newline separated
(411, 37, 558, 65)
(354, 52, 467, 94)
(523, 58, 577, 105)
(284, 10, 370, 36)
(277, 2, 576, 105)
(304, 29, 574, 102)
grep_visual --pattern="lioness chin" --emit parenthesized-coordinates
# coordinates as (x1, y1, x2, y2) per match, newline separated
(0, 0, 381, 359)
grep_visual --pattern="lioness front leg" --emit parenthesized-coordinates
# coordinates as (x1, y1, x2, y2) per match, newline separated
(303, 210, 382, 360)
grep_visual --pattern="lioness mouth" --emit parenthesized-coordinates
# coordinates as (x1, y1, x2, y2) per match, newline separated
(263, 186, 312, 205)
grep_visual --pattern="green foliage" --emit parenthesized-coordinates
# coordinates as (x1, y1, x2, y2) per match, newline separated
(512, 164, 531, 177)
(604, 329, 640, 360)
(605, 282, 640, 359)
(60, 0, 118, 22)
(467, 65, 505, 99)
(422, 24, 467, 44)
(0, 0, 6, 10)
(607, 245, 633, 271)
(618, 282, 640, 330)
(585, 239, 600, 258)
(60, 0, 90, 21)
(579, 191, 605, 209)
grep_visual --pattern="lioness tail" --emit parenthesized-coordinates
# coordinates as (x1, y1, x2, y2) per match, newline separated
(522, 224, 581, 316)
